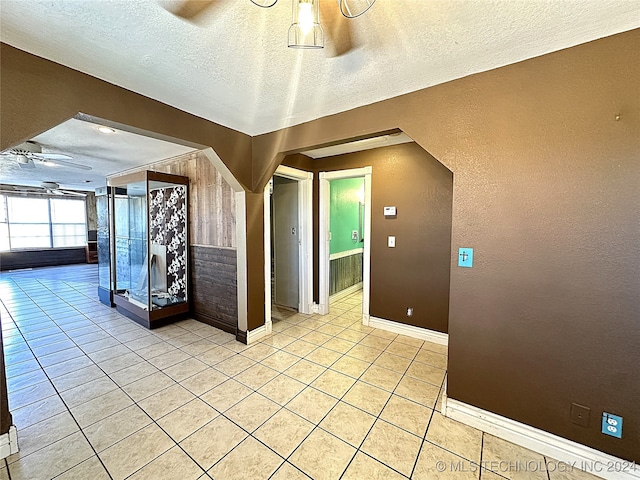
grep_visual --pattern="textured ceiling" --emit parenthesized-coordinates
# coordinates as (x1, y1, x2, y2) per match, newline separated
(1, 0, 638, 136)
(0, 119, 197, 191)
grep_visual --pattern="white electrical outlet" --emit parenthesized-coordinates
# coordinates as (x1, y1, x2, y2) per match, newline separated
(388, 236, 395, 247)
(407, 307, 413, 317)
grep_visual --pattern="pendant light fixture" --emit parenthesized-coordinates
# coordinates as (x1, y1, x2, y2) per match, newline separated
(288, 0, 324, 49)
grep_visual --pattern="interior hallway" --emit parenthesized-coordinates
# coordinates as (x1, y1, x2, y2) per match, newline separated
(0, 265, 599, 480)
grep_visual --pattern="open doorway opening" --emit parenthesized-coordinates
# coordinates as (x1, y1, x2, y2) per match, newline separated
(327, 176, 365, 307)
(319, 167, 372, 318)
(263, 165, 313, 333)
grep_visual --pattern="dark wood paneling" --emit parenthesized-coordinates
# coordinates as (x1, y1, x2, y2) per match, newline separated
(190, 245, 238, 332)
(330, 253, 363, 295)
(0, 248, 87, 271)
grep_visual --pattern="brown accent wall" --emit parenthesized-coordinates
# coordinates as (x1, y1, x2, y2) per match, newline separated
(263, 31, 640, 461)
(245, 192, 266, 331)
(288, 143, 453, 333)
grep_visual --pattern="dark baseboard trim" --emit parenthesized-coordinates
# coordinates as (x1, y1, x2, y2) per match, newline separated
(191, 311, 236, 336)
(235, 330, 248, 345)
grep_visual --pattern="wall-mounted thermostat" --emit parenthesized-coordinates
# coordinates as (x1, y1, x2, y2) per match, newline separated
(383, 206, 397, 217)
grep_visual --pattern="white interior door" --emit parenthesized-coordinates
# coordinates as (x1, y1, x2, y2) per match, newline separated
(272, 176, 299, 309)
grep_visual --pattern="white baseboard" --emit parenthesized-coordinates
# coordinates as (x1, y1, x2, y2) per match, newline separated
(368, 316, 448, 345)
(445, 399, 639, 480)
(246, 322, 271, 345)
(329, 283, 363, 303)
(315, 303, 329, 315)
(0, 426, 18, 459)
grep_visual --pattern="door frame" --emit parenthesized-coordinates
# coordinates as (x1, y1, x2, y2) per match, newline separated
(318, 166, 372, 318)
(264, 165, 314, 331)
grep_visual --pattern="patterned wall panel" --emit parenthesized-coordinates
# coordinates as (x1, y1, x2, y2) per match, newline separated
(149, 185, 188, 301)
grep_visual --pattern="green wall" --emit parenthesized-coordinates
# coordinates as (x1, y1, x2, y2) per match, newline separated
(330, 178, 364, 255)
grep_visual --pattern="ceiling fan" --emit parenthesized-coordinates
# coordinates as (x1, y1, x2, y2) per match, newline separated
(0, 141, 91, 171)
(168, 0, 378, 55)
(0, 182, 87, 197)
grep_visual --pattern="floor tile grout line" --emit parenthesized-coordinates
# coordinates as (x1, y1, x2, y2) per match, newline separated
(3, 270, 454, 480)
(0, 273, 211, 478)
(10, 279, 223, 477)
(409, 374, 445, 479)
(1, 279, 116, 479)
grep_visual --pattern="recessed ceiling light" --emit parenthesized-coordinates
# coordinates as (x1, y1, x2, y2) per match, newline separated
(96, 126, 116, 134)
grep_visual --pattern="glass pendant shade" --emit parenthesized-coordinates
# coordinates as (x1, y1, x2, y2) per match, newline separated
(249, 0, 278, 7)
(288, 0, 324, 49)
(339, 0, 377, 18)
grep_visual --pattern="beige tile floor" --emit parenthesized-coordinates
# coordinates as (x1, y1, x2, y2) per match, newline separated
(0, 265, 601, 480)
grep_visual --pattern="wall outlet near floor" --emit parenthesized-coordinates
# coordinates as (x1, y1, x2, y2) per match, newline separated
(352, 230, 359, 241)
(602, 412, 623, 438)
(407, 307, 413, 317)
(570, 403, 591, 427)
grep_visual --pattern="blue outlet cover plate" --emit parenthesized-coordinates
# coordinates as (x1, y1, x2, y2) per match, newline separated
(458, 248, 474, 268)
(602, 412, 623, 438)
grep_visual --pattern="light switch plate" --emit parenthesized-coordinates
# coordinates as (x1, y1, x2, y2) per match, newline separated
(458, 248, 473, 267)
(388, 236, 395, 248)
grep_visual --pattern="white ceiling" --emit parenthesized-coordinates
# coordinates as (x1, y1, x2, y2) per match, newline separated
(1, 0, 638, 137)
(0, 119, 197, 191)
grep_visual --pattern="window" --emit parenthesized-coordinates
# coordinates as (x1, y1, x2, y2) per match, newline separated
(0, 196, 9, 251)
(0, 194, 87, 251)
(51, 198, 87, 247)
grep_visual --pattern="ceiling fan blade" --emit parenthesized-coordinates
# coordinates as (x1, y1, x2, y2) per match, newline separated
(36, 152, 74, 160)
(58, 190, 87, 197)
(36, 157, 92, 171)
(169, 0, 219, 20)
(321, 1, 355, 57)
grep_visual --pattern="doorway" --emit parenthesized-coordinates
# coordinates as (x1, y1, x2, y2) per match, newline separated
(263, 165, 313, 332)
(319, 167, 372, 318)
(272, 176, 299, 312)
